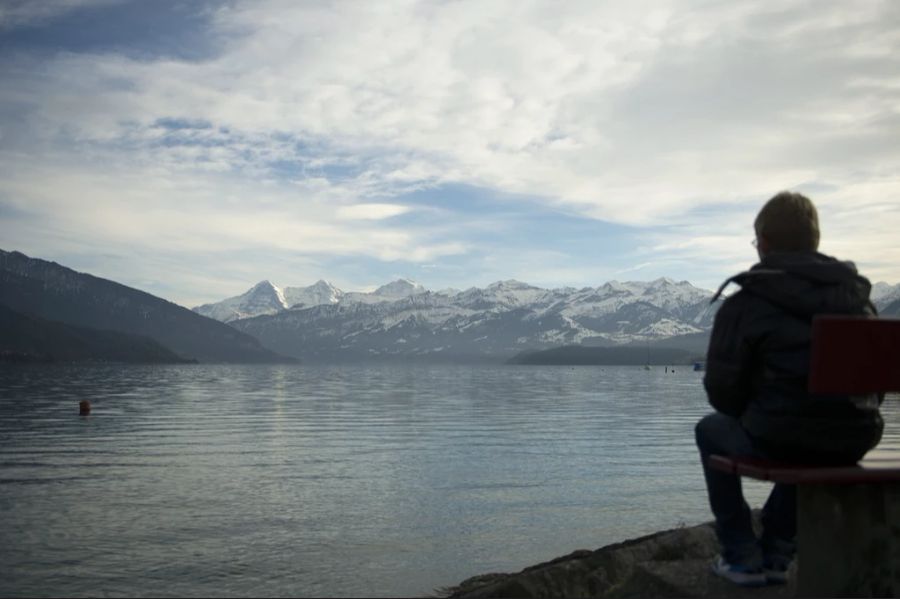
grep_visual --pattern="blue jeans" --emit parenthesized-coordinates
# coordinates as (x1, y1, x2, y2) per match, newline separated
(695, 412, 795, 568)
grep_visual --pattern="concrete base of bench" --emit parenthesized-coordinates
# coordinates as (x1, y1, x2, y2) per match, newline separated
(709, 455, 900, 597)
(798, 481, 900, 597)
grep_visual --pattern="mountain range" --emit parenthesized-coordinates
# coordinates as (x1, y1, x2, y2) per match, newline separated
(199, 277, 720, 363)
(2, 248, 897, 365)
(197, 275, 900, 364)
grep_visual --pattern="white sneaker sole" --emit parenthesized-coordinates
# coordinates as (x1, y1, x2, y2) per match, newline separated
(711, 562, 767, 587)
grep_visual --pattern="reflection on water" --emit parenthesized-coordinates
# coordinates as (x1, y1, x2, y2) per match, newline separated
(1, 364, 897, 597)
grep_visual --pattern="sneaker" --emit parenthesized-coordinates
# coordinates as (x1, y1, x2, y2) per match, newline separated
(710, 556, 767, 587)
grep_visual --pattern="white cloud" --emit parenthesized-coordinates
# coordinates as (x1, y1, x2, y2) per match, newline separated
(12, 2, 896, 213)
(336, 203, 411, 220)
(0, 151, 463, 265)
(1, 0, 899, 301)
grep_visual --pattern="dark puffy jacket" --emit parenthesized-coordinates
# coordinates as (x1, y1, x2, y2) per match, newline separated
(704, 251, 883, 462)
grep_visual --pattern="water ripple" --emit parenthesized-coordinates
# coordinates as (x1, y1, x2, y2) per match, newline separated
(1, 364, 897, 598)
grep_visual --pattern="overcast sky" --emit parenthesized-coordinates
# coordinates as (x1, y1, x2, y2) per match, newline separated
(1, 0, 898, 307)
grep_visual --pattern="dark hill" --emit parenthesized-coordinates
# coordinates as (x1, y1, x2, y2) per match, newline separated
(0, 250, 294, 363)
(625, 331, 710, 354)
(0, 304, 192, 364)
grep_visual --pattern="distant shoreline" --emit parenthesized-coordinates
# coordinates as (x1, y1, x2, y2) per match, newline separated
(508, 345, 703, 366)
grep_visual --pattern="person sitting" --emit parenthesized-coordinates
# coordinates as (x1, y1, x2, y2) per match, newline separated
(694, 191, 883, 586)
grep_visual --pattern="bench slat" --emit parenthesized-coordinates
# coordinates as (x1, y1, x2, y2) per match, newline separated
(708, 455, 900, 484)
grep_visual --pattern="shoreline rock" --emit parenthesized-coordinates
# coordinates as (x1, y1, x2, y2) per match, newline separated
(439, 519, 795, 598)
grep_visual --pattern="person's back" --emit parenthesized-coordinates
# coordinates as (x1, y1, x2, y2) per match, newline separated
(695, 191, 883, 587)
(705, 250, 883, 462)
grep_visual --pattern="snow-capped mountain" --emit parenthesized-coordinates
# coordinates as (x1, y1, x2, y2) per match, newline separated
(214, 277, 718, 362)
(342, 278, 428, 305)
(872, 282, 900, 311)
(193, 280, 288, 323)
(283, 280, 343, 309)
(455, 280, 557, 310)
(373, 278, 427, 298)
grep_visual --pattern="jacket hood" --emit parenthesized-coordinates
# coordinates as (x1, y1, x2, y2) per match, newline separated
(712, 251, 873, 318)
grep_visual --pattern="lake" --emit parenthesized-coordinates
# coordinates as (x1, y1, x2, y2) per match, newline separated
(2, 364, 898, 597)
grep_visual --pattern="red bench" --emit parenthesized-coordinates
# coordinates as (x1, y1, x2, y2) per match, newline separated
(708, 315, 900, 597)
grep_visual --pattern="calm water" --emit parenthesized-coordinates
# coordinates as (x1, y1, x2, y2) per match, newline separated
(2, 364, 898, 597)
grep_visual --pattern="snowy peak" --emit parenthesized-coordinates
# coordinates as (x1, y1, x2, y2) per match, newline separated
(248, 280, 287, 306)
(601, 280, 638, 295)
(872, 281, 900, 310)
(284, 280, 343, 308)
(487, 279, 534, 289)
(373, 278, 426, 298)
(192, 280, 287, 323)
(638, 278, 708, 305)
(647, 277, 676, 288)
(488, 280, 548, 300)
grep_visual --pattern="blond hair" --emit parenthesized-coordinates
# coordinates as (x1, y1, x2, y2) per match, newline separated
(754, 191, 820, 252)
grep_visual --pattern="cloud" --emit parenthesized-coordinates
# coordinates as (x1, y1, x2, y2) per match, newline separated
(1, 0, 899, 304)
(9, 2, 897, 210)
(0, 0, 123, 30)
(0, 151, 466, 265)
(336, 203, 412, 220)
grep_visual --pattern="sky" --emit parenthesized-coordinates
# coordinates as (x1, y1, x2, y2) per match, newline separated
(1, 0, 898, 307)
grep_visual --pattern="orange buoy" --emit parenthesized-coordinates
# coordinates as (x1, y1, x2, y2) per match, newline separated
(79, 400, 91, 415)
